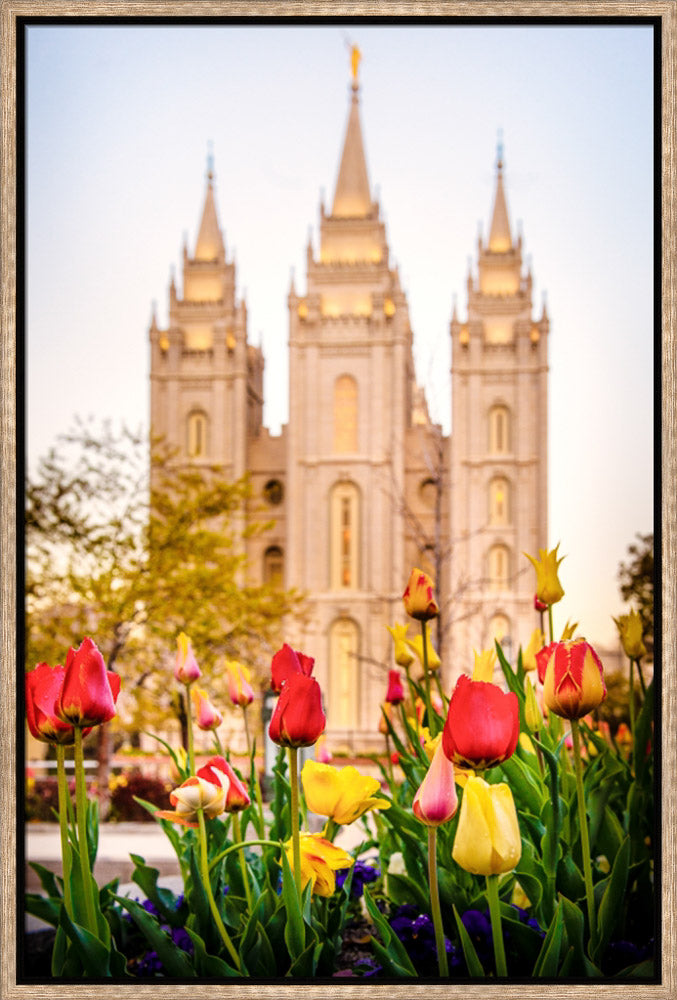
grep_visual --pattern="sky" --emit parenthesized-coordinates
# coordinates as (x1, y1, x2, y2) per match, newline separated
(24, 21, 656, 649)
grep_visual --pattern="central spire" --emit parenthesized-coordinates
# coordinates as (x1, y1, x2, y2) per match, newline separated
(195, 148, 225, 262)
(488, 134, 512, 253)
(331, 45, 372, 218)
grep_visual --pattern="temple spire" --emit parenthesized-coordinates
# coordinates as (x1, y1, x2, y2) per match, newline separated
(331, 45, 371, 218)
(195, 146, 225, 261)
(488, 133, 512, 253)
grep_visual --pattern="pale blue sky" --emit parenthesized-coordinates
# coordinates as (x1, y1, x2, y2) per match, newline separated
(25, 23, 655, 648)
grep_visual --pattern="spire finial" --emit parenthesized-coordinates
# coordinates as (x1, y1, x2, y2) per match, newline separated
(206, 140, 214, 182)
(343, 36, 361, 92)
(496, 128, 504, 172)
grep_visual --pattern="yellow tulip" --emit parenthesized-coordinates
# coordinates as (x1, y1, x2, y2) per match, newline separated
(524, 544, 565, 606)
(522, 629, 545, 673)
(472, 647, 497, 683)
(452, 776, 522, 876)
(613, 609, 647, 660)
(423, 731, 443, 761)
(405, 623, 441, 671)
(301, 760, 391, 825)
(386, 623, 414, 668)
(285, 833, 354, 897)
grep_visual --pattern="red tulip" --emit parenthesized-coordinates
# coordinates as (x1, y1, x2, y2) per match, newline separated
(270, 643, 315, 693)
(269, 672, 325, 748)
(534, 595, 548, 612)
(26, 663, 92, 745)
(54, 638, 120, 727)
(536, 641, 558, 683)
(442, 674, 519, 770)
(385, 669, 405, 705)
(402, 568, 439, 621)
(198, 755, 250, 812)
(541, 640, 606, 719)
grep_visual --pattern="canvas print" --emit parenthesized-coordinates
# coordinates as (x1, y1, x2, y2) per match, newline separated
(22, 20, 657, 982)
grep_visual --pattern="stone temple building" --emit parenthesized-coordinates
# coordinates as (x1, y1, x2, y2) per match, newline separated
(149, 58, 549, 750)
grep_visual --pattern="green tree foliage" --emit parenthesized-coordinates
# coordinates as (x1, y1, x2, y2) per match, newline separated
(617, 532, 654, 659)
(26, 418, 301, 740)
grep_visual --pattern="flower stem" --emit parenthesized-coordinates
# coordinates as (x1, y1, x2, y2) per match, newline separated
(197, 809, 241, 969)
(232, 812, 254, 914)
(185, 683, 196, 774)
(243, 706, 252, 757)
(428, 827, 448, 976)
(56, 745, 73, 920)
(547, 604, 554, 644)
(628, 657, 636, 763)
(486, 873, 507, 977)
(209, 838, 282, 873)
(288, 746, 302, 900)
(571, 718, 597, 951)
(73, 726, 97, 935)
(421, 622, 436, 737)
(634, 656, 646, 695)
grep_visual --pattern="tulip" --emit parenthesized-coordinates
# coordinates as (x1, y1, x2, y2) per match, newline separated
(198, 755, 250, 812)
(386, 623, 414, 668)
(535, 640, 558, 684)
(378, 701, 393, 735)
(269, 672, 326, 748)
(385, 669, 405, 705)
(405, 625, 441, 670)
(54, 638, 120, 728)
(402, 568, 439, 621)
(422, 730, 443, 761)
(613, 609, 647, 661)
(226, 659, 254, 707)
(452, 775, 521, 876)
(191, 688, 223, 731)
(413, 742, 457, 826)
(302, 760, 390, 825)
(155, 773, 228, 827)
(284, 833, 354, 897)
(315, 734, 332, 764)
(541, 640, 606, 720)
(522, 629, 545, 673)
(270, 642, 315, 693)
(534, 595, 548, 612)
(442, 674, 519, 770)
(472, 647, 497, 683)
(26, 663, 93, 745)
(524, 677, 543, 732)
(175, 632, 201, 685)
(524, 544, 565, 606)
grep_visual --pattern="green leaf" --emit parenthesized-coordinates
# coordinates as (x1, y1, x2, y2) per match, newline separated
(58, 906, 111, 978)
(498, 754, 545, 816)
(28, 861, 63, 898)
(279, 843, 305, 962)
(363, 888, 417, 975)
(633, 680, 654, 785)
(50, 923, 69, 976)
(129, 854, 183, 926)
(142, 730, 189, 780)
(185, 927, 240, 976)
(595, 835, 631, 962)
(24, 892, 62, 927)
(113, 894, 196, 977)
(370, 937, 418, 978)
(385, 871, 429, 911)
(286, 938, 318, 978)
(532, 901, 564, 976)
(452, 905, 485, 977)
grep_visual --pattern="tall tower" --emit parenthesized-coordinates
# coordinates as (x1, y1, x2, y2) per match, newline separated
(149, 156, 263, 478)
(286, 49, 431, 748)
(449, 141, 549, 667)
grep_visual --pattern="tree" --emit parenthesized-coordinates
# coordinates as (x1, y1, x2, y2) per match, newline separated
(617, 532, 654, 660)
(26, 418, 300, 806)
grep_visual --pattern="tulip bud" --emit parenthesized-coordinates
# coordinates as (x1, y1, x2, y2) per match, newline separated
(315, 734, 332, 764)
(269, 672, 326, 748)
(522, 629, 545, 673)
(270, 643, 315, 693)
(413, 741, 458, 826)
(386, 624, 414, 668)
(385, 669, 405, 705)
(402, 568, 439, 621)
(534, 595, 548, 613)
(442, 675, 519, 770)
(226, 660, 254, 707)
(26, 663, 93, 745)
(379, 702, 393, 735)
(524, 677, 543, 732)
(524, 544, 565, 606)
(175, 632, 201, 685)
(613, 609, 647, 660)
(452, 776, 521, 876)
(541, 640, 606, 720)
(198, 755, 250, 812)
(191, 688, 223, 731)
(55, 638, 120, 728)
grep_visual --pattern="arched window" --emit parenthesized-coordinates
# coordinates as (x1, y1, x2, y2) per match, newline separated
(329, 618, 359, 728)
(488, 544, 510, 591)
(489, 613, 511, 643)
(330, 482, 360, 589)
(333, 375, 358, 453)
(489, 477, 510, 525)
(489, 405, 510, 454)
(263, 546, 284, 587)
(187, 410, 208, 458)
